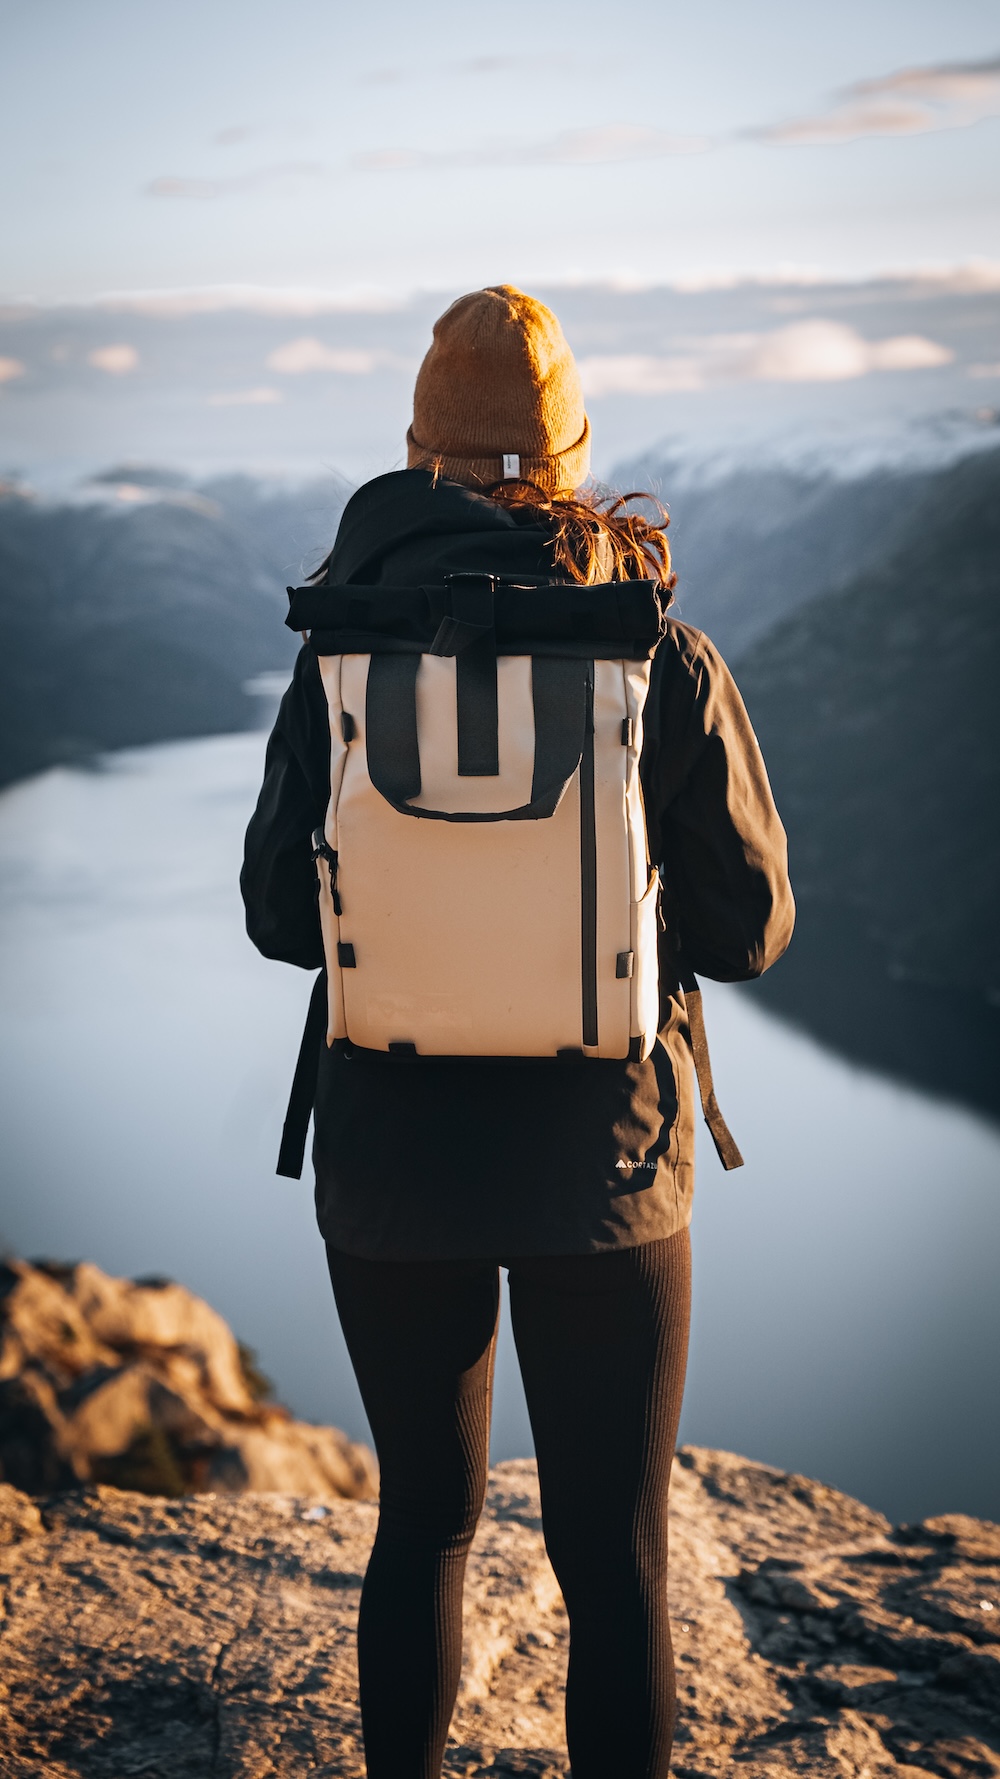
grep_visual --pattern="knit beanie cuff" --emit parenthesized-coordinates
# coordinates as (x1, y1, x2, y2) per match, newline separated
(406, 415, 591, 496)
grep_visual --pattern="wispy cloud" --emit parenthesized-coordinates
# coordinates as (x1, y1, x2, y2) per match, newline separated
(87, 344, 138, 374)
(85, 286, 404, 317)
(265, 338, 404, 375)
(666, 260, 1000, 295)
(753, 54, 1000, 145)
(454, 55, 533, 75)
(0, 357, 26, 384)
(207, 387, 283, 406)
(350, 55, 1000, 175)
(148, 162, 325, 199)
(579, 320, 954, 395)
(355, 123, 707, 173)
(362, 53, 552, 84)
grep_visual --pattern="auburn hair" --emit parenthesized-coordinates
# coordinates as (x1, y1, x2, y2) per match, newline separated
(310, 478, 675, 593)
(485, 479, 675, 592)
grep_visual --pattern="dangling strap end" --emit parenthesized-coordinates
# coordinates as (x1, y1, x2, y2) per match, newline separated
(276, 969, 328, 1180)
(704, 1089, 745, 1171)
(681, 978, 745, 1172)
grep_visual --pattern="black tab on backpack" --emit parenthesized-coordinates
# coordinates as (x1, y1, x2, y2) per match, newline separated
(337, 942, 357, 968)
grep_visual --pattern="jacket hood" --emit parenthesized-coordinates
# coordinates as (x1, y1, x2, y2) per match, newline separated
(327, 469, 557, 586)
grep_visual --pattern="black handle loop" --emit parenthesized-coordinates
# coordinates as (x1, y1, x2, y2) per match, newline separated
(365, 652, 589, 824)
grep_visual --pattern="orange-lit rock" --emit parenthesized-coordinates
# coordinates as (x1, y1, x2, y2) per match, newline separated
(1, 1449, 998, 1775)
(0, 1257, 376, 1502)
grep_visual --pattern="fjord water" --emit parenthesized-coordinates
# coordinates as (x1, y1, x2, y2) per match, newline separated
(0, 731, 997, 1524)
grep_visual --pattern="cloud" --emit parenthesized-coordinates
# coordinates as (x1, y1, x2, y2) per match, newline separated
(354, 122, 707, 173)
(968, 362, 1000, 379)
(0, 357, 26, 384)
(207, 387, 283, 406)
(668, 259, 1000, 295)
(920, 260, 1000, 293)
(578, 320, 954, 395)
(455, 56, 529, 75)
(265, 337, 398, 374)
(87, 344, 139, 374)
(348, 54, 1000, 178)
(361, 53, 546, 84)
(753, 54, 1000, 145)
(82, 285, 404, 317)
(147, 162, 325, 199)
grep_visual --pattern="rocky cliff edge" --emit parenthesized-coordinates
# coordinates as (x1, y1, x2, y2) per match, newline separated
(1, 1258, 998, 1776)
(0, 1258, 376, 1502)
(1, 1449, 998, 1774)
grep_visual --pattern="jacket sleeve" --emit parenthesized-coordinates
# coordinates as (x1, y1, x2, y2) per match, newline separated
(241, 645, 331, 969)
(640, 623, 795, 983)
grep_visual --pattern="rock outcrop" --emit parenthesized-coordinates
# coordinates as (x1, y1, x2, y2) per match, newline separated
(0, 1259, 376, 1502)
(1, 1448, 998, 1777)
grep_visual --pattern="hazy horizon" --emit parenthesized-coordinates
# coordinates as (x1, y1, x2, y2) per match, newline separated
(3, 270, 998, 491)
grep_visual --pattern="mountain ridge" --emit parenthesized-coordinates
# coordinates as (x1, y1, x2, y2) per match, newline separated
(732, 446, 1000, 1118)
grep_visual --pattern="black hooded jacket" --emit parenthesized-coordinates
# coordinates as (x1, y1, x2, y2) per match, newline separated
(242, 471, 794, 1259)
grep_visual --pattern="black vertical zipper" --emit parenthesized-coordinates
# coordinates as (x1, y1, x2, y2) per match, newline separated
(580, 662, 598, 1047)
(311, 829, 342, 913)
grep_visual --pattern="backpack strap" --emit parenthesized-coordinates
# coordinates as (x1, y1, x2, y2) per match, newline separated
(277, 969, 328, 1180)
(276, 970, 743, 1177)
(680, 973, 744, 1171)
(366, 651, 589, 823)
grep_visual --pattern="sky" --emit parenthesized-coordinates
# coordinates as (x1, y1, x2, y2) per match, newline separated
(2, 0, 1000, 301)
(3, 274, 999, 486)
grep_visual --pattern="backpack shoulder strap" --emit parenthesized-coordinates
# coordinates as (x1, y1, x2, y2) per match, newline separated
(680, 973, 744, 1171)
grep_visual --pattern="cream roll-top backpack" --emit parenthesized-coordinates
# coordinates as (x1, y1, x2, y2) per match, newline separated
(275, 569, 745, 1179)
(288, 570, 667, 1071)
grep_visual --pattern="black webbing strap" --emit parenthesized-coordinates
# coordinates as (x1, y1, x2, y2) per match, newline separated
(452, 582, 499, 777)
(530, 658, 587, 807)
(366, 653, 587, 823)
(367, 653, 422, 801)
(277, 969, 328, 1180)
(681, 977, 744, 1171)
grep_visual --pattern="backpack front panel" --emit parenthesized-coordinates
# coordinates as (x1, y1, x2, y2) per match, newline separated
(315, 650, 659, 1060)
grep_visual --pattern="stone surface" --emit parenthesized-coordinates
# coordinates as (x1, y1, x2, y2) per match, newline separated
(0, 1259, 377, 1502)
(1, 1448, 998, 1777)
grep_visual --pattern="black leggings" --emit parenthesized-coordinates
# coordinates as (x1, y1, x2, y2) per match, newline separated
(326, 1229, 691, 1779)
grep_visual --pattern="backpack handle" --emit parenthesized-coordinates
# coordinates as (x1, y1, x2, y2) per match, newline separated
(365, 651, 589, 824)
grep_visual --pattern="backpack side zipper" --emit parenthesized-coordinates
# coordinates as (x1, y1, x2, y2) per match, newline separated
(580, 662, 598, 1047)
(311, 829, 341, 914)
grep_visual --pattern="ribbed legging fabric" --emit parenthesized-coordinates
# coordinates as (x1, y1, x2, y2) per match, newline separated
(325, 1228, 691, 1779)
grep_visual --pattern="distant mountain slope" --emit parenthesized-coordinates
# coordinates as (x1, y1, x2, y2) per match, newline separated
(0, 473, 344, 786)
(734, 447, 1000, 1118)
(616, 450, 951, 660)
(3, 453, 998, 1118)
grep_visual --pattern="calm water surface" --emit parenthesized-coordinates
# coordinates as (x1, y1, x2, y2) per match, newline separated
(1, 731, 997, 1523)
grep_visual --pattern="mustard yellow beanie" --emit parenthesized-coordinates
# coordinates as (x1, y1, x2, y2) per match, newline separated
(406, 284, 591, 495)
